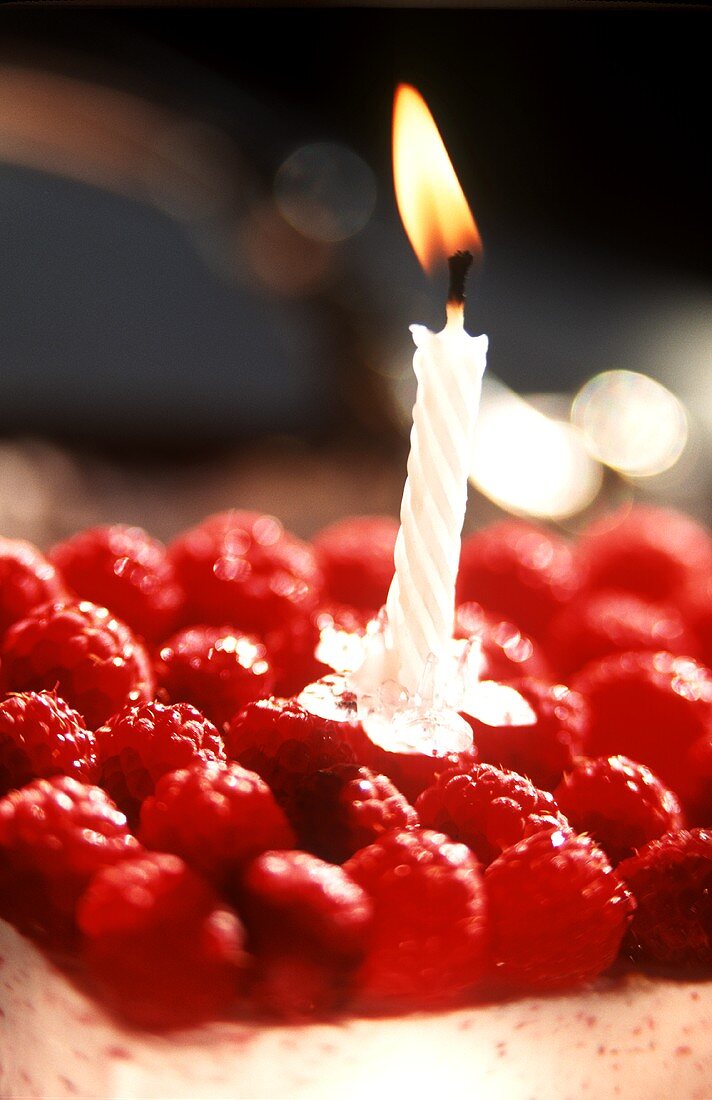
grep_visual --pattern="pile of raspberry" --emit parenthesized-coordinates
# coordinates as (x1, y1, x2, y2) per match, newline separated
(1, 506, 711, 1028)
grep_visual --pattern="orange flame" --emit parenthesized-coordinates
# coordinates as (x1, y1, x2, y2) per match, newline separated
(393, 84, 481, 273)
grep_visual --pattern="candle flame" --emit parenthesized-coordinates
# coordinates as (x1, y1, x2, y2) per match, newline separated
(393, 84, 481, 273)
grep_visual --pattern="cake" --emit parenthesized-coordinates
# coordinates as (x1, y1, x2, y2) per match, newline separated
(1, 506, 711, 1099)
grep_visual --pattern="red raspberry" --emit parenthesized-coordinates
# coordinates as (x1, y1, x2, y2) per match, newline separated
(546, 589, 699, 677)
(156, 625, 275, 729)
(455, 602, 550, 681)
(679, 575, 712, 672)
(97, 701, 225, 824)
(576, 505, 712, 604)
(572, 651, 712, 793)
(225, 697, 358, 815)
(456, 521, 582, 640)
(554, 755, 684, 865)
(0, 775, 140, 946)
(0, 600, 155, 729)
(168, 510, 323, 636)
(238, 850, 373, 1017)
(290, 764, 419, 863)
(312, 515, 398, 612)
(0, 690, 98, 796)
(78, 851, 245, 1027)
(139, 760, 295, 889)
(485, 828, 633, 989)
(262, 613, 327, 697)
(0, 538, 66, 639)
(344, 827, 488, 1004)
(679, 733, 712, 826)
(416, 763, 567, 866)
(465, 677, 589, 792)
(50, 525, 184, 642)
(618, 828, 712, 968)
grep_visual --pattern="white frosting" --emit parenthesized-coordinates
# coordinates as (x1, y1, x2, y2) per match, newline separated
(2, 919, 711, 1099)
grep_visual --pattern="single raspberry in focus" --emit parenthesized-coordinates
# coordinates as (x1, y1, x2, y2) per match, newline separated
(238, 850, 373, 1017)
(618, 828, 712, 969)
(455, 602, 551, 682)
(554, 755, 685, 865)
(344, 827, 488, 1004)
(139, 760, 295, 889)
(465, 677, 589, 792)
(312, 515, 398, 612)
(485, 828, 633, 989)
(97, 701, 225, 824)
(416, 763, 567, 866)
(456, 521, 582, 640)
(225, 696, 358, 816)
(576, 505, 712, 604)
(0, 690, 98, 796)
(50, 524, 184, 642)
(0, 775, 140, 946)
(290, 764, 419, 863)
(78, 851, 245, 1027)
(572, 651, 712, 793)
(546, 589, 699, 677)
(156, 625, 275, 729)
(0, 538, 66, 639)
(168, 510, 324, 636)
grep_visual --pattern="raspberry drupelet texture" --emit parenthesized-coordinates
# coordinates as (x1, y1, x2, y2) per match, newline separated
(0, 776, 140, 946)
(156, 625, 275, 729)
(455, 602, 551, 681)
(456, 520, 582, 640)
(576, 505, 712, 604)
(139, 760, 295, 890)
(485, 828, 634, 990)
(312, 515, 399, 612)
(0, 600, 155, 729)
(238, 850, 373, 1017)
(572, 650, 712, 793)
(50, 524, 184, 642)
(618, 828, 712, 969)
(97, 701, 226, 825)
(344, 827, 488, 1004)
(78, 851, 246, 1028)
(554, 755, 685, 865)
(289, 763, 419, 863)
(0, 690, 98, 797)
(0, 537, 67, 639)
(416, 763, 568, 866)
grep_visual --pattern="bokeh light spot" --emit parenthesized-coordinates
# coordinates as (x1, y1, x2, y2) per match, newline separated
(274, 142, 377, 244)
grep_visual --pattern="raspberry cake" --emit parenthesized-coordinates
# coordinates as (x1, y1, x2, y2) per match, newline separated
(1, 507, 711, 1099)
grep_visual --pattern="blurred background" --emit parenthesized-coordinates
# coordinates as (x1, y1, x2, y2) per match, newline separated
(0, 4, 709, 546)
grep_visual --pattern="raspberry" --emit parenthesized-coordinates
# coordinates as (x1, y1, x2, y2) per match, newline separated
(465, 677, 589, 791)
(679, 734, 712, 826)
(0, 690, 98, 797)
(50, 525, 184, 642)
(139, 760, 295, 889)
(456, 521, 582, 640)
(455, 602, 550, 681)
(546, 589, 699, 677)
(572, 651, 712, 793)
(238, 850, 373, 1017)
(485, 828, 633, 989)
(312, 515, 398, 612)
(0, 775, 140, 946)
(290, 764, 419, 863)
(416, 763, 567, 866)
(576, 505, 712, 604)
(618, 828, 712, 969)
(554, 755, 684, 865)
(679, 575, 712, 672)
(168, 510, 323, 636)
(156, 625, 275, 729)
(225, 697, 358, 815)
(344, 827, 488, 1004)
(262, 614, 327, 697)
(0, 538, 66, 639)
(78, 851, 245, 1027)
(0, 600, 155, 729)
(97, 701, 225, 824)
